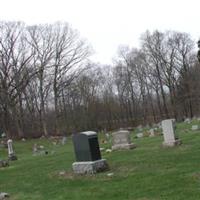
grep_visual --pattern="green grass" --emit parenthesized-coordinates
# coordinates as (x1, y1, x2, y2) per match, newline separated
(1, 121, 200, 200)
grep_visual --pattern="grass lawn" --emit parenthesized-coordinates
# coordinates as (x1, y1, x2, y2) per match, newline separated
(1, 121, 200, 200)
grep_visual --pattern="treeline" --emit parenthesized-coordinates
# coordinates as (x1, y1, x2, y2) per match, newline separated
(0, 21, 199, 138)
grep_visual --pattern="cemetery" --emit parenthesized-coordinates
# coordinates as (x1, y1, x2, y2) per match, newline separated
(1, 119, 200, 199)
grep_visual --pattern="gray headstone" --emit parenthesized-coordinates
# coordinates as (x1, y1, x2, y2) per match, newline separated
(112, 130, 136, 150)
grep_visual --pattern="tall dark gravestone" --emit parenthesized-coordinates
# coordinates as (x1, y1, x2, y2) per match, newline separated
(72, 131, 101, 161)
(72, 131, 108, 174)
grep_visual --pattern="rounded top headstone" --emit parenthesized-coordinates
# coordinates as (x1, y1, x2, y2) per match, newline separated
(7, 139, 12, 143)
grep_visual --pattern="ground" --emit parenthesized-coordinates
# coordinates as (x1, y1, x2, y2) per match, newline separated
(1, 121, 200, 200)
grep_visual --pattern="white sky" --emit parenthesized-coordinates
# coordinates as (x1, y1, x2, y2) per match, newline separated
(0, 0, 199, 64)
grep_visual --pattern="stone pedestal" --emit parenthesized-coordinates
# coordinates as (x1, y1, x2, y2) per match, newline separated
(72, 159, 109, 174)
(0, 160, 9, 168)
(162, 139, 182, 147)
(8, 154, 17, 161)
(112, 143, 136, 150)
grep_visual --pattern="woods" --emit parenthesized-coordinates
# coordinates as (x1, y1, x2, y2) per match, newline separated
(0, 21, 199, 138)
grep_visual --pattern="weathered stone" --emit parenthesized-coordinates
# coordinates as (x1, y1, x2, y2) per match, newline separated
(149, 129, 155, 137)
(100, 147, 105, 151)
(0, 160, 9, 168)
(161, 119, 181, 147)
(184, 118, 191, 124)
(136, 133, 143, 138)
(1, 133, 6, 138)
(112, 130, 136, 150)
(191, 125, 199, 131)
(7, 139, 17, 161)
(107, 172, 114, 177)
(0, 192, 9, 200)
(105, 149, 112, 153)
(61, 136, 67, 145)
(72, 159, 109, 174)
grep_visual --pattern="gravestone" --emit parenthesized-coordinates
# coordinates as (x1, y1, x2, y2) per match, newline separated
(1, 132, 6, 138)
(149, 129, 155, 137)
(112, 130, 136, 150)
(0, 160, 9, 168)
(105, 133, 110, 141)
(0, 192, 9, 199)
(61, 136, 67, 145)
(72, 131, 108, 174)
(7, 139, 17, 161)
(136, 133, 143, 138)
(161, 119, 181, 147)
(191, 125, 199, 131)
(184, 118, 191, 124)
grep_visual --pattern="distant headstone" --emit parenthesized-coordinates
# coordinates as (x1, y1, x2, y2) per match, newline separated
(112, 130, 136, 150)
(32, 143, 38, 154)
(0, 192, 9, 199)
(191, 125, 199, 131)
(72, 131, 108, 174)
(149, 129, 155, 137)
(136, 133, 143, 138)
(161, 119, 181, 147)
(7, 139, 17, 161)
(61, 136, 67, 145)
(0, 160, 9, 168)
(184, 118, 191, 124)
(1, 132, 6, 138)
(105, 133, 110, 140)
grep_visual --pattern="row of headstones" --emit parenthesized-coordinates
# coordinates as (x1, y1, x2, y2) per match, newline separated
(72, 119, 181, 174)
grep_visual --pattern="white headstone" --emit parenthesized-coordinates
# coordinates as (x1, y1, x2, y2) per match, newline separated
(161, 119, 181, 147)
(7, 139, 14, 155)
(61, 136, 67, 145)
(191, 125, 199, 131)
(112, 130, 136, 150)
(149, 129, 155, 137)
(7, 139, 17, 160)
(184, 118, 191, 124)
(136, 133, 143, 138)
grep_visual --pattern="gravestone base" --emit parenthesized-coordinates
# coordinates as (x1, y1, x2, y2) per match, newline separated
(72, 159, 109, 174)
(112, 143, 136, 150)
(162, 139, 182, 147)
(8, 154, 17, 161)
(0, 160, 9, 168)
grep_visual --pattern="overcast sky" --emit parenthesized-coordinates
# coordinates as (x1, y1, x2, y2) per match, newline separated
(0, 0, 199, 64)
